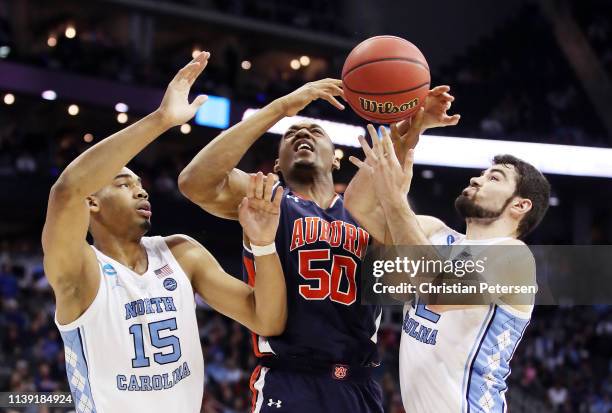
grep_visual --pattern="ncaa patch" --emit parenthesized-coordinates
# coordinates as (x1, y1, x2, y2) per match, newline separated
(102, 263, 117, 276)
(163, 277, 177, 291)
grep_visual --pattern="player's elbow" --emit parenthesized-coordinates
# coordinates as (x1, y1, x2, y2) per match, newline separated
(254, 305, 287, 336)
(177, 167, 199, 200)
(254, 311, 287, 337)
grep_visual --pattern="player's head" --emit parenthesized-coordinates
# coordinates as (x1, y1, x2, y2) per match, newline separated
(87, 167, 152, 240)
(274, 123, 340, 183)
(455, 154, 550, 238)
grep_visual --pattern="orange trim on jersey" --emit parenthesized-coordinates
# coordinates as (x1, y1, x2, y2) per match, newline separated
(242, 255, 272, 358)
(243, 255, 256, 287)
(249, 365, 263, 413)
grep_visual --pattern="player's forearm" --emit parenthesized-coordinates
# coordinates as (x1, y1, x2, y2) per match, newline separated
(53, 110, 169, 196)
(178, 100, 286, 198)
(251, 253, 287, 336)
(380, 197, 430, 245)
(345, 169, 389, 242)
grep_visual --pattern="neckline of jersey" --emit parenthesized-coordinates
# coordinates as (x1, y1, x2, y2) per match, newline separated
(92, 240, 152, 278)
(289, 189, 341, 210)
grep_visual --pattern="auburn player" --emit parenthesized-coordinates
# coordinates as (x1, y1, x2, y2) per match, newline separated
(42, 52, 287, 413)
(179, 79, 458, 412)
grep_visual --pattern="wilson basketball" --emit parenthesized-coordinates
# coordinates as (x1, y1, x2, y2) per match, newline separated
(342, 35, 430, 123)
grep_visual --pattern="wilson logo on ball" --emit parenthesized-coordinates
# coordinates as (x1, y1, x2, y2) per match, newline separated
(358, 97, 419, 115)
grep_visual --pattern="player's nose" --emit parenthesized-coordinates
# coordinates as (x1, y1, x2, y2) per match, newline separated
(135, 187, 149, 200)
(469, 176, 482, 187)
(294, 128, 313, 140)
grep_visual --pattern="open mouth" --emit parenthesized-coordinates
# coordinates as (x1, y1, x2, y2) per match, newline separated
(293, 139, 314, 153)
(136, 201, 152, 218)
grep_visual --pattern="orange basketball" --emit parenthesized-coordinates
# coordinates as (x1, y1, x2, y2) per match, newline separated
(342, 35, 430, 123)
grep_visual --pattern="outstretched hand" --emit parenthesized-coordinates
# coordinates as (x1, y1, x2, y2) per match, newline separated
(157, 51, 210, 128)
(279, 78, 345, 117)
(349, 120, 416, 205)
(389, 85, 459, 164)
(239, 172, 283, 246)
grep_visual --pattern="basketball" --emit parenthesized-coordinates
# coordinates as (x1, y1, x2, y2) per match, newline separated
(342, 35, 431, 123)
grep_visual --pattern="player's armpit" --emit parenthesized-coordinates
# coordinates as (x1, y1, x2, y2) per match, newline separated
(179, 168, 250, 220)
(168, 235, 287, 336)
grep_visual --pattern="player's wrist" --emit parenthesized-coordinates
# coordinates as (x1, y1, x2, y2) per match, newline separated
(250, 241, 276, 256)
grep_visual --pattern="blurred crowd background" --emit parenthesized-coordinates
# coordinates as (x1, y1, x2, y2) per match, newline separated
(1, 0, 611, 412)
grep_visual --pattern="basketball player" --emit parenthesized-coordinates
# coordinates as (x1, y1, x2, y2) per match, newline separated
(347, 112, 551, 412)
(42, 52, 287, 413)
(178, 79, 458, 412)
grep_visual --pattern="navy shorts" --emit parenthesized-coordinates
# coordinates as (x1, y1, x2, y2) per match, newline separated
(248, 363, 383, 413)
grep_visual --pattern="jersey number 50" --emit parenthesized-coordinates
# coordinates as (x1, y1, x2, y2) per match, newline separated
(298, 249, 357, 305)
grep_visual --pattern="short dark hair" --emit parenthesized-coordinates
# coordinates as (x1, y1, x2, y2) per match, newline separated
(493, 154, 551, 238)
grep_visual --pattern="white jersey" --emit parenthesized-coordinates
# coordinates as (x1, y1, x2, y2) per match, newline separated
(399, 229, 532, 413)
(55, 236, 204, 413)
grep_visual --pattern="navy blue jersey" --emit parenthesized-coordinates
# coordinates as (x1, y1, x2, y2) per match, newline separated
(242, 188, 381, 366)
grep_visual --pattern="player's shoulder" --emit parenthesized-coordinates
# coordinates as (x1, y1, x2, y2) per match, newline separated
(416, 215, 452, 238)
(496, 238, 527, 246)
(164, 234, 213, 265)
(164, 234, 201, 249)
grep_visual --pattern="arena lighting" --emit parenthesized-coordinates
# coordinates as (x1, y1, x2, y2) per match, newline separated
(290, 59, 301, 70)
(242, 108, 612, 178)
(41, 90, 57, 100)
(0, 45, 10, 58)
(241, 60, 252, 70)
(3, 93, 15, 105)
(65, 25, 76, 39)
(300, 56, 311, 66)
(47, 35, 57, 47)
(115, 102, 129, 113)
(67, 104, 79, 115)
(180, 123, 191, 134)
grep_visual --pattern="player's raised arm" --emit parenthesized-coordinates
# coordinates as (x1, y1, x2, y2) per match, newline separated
(170, 173, 287, 336)
(345, 86, 459, 242)
(178, 78, 344, 220)
(42, 52, 210, 322)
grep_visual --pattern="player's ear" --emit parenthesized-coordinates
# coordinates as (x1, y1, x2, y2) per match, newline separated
(510, 197, 532, 218)
(332, 156, 341, 171)
(273, 159, 280, 173)
(87, 195, 100, 213)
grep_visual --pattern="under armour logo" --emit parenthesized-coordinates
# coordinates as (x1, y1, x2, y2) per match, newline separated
(267, 399, 282, 408)
(286, 194, 299, 203)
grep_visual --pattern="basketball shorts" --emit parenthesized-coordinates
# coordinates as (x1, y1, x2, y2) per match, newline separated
(248, 358, 383, 413)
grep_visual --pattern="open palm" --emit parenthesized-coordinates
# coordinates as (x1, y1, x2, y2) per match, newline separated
(239, 173, 283, 246)
(157, 51, 210, 128)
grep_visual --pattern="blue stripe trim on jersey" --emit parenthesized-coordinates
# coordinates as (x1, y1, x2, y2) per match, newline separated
(60, 328, 98, 413)
(462, 304, 496, 413)
(499, 308, 531, 413)
(466, 305, 530, 413)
